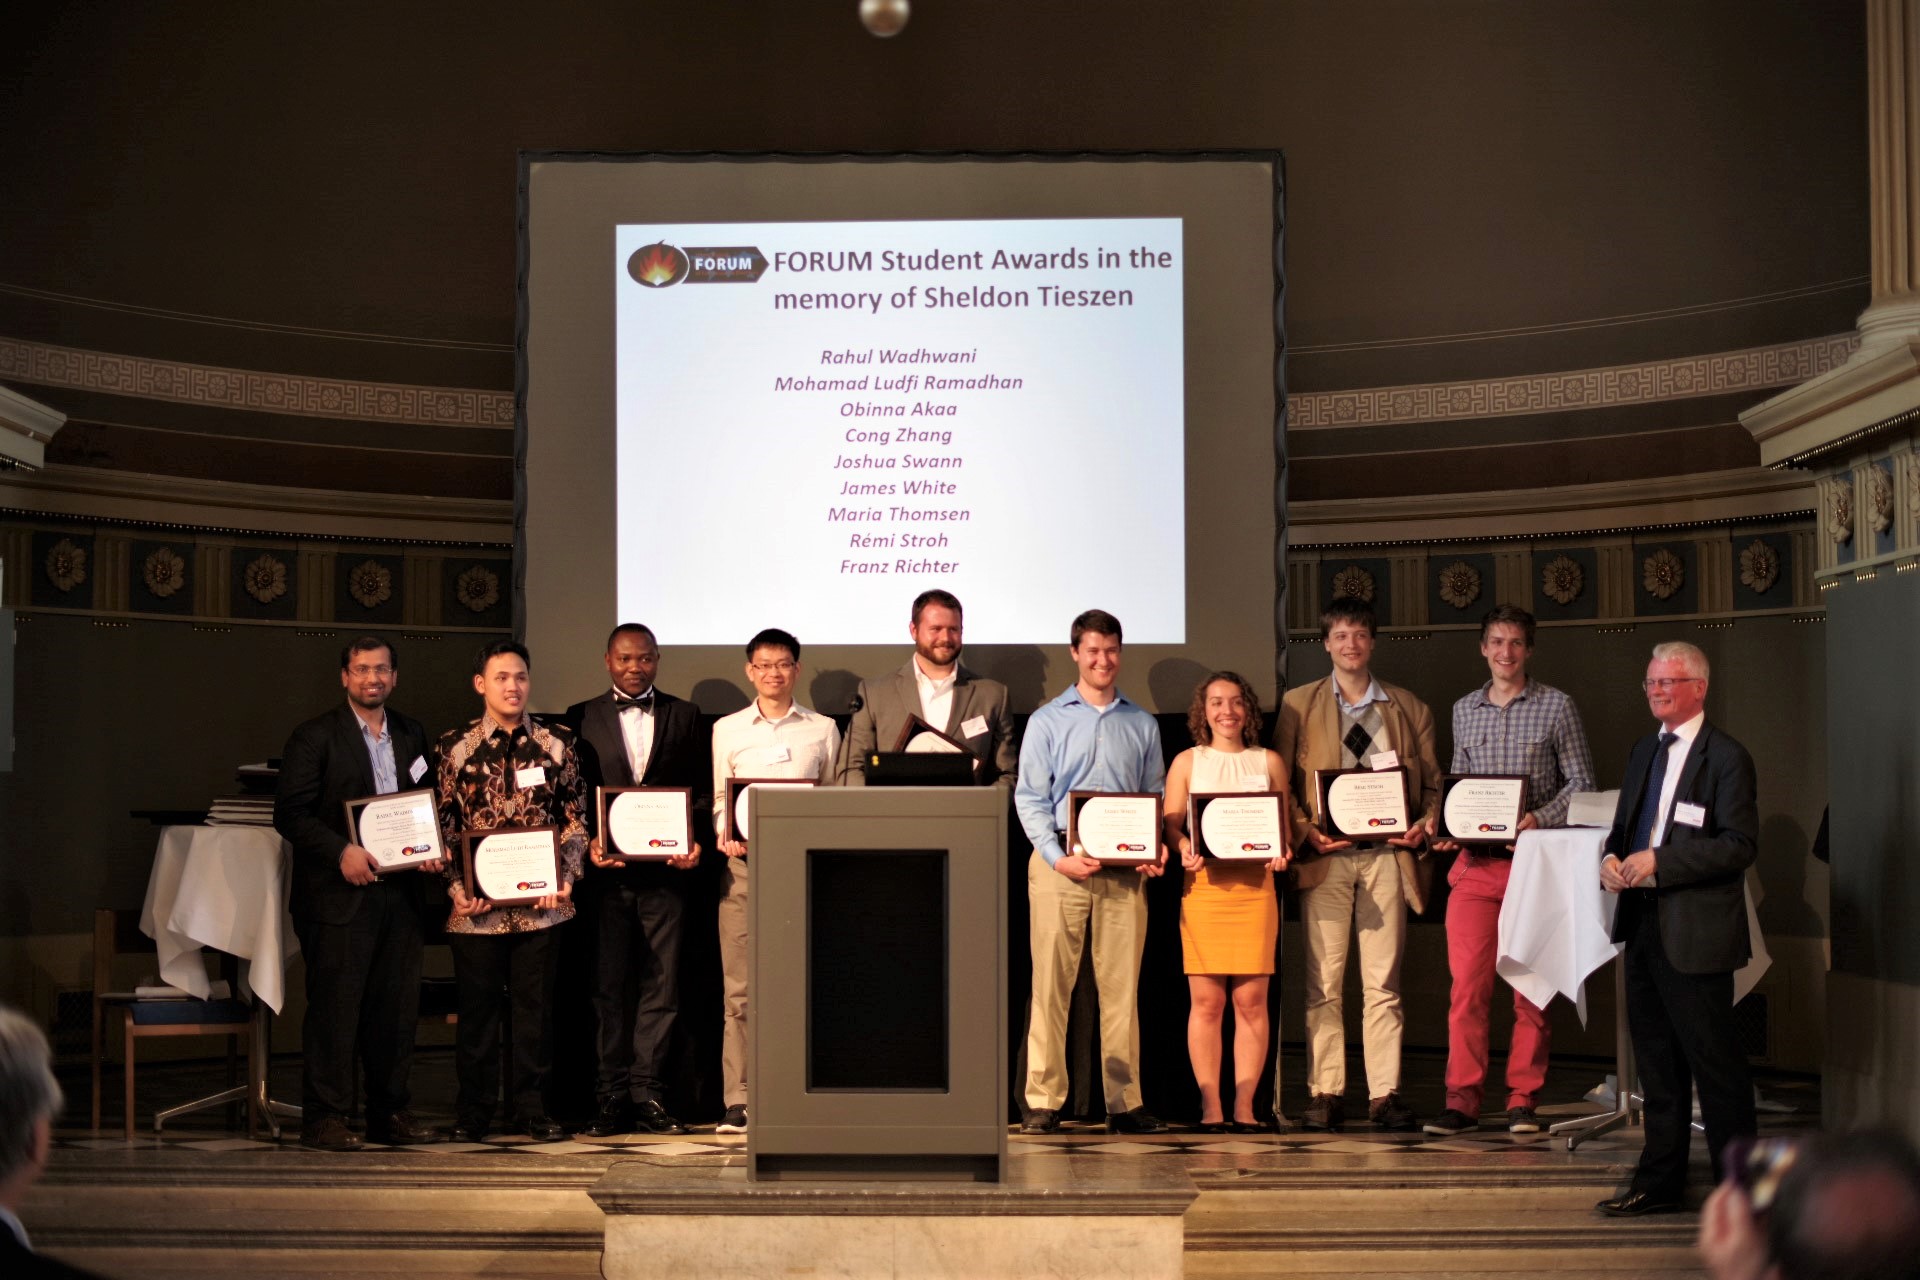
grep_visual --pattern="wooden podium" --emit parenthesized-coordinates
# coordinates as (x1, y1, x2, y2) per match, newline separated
(747, 785, 1007, 1181)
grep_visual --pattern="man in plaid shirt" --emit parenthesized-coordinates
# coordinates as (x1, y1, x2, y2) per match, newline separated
(1425, 604, 1594, 1137)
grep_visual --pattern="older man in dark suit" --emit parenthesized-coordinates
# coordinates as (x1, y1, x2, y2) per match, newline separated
(563, 623, 707, 1137)
(835, 589, 1018, 787)
(1596, 640, 1759, 1216)
(273, 635, 440, 1151)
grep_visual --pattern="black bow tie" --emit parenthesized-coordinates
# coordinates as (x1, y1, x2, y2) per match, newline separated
(614, 692, 654, 711)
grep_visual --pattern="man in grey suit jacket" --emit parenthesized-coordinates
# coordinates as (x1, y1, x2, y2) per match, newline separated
(1595, 640, 1758, 1217)
(273, 635, 441, 1151)
(835, 589, 1018, 787)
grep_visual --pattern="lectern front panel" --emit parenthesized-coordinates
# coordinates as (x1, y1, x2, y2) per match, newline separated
(807, 850, 948, 1092)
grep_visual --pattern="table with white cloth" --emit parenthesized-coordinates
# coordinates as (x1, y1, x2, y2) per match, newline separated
(1495, 825, 1772, 1149)
(140, 824, 303, 1135)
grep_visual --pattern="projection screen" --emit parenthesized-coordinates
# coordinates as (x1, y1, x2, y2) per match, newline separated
(520, 151, 1284, 714)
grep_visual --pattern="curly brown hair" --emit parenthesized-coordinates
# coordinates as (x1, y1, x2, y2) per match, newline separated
(1187, 670, 1262, 747)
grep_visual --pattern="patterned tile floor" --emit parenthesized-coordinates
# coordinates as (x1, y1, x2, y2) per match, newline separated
(52, 1047, 1818, 1170)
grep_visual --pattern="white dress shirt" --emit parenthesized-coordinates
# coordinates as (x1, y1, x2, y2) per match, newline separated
(612, 686, 654, 782)
(710, 700, 841, 833)
(913, 657, 958, 733)
(1647, 710, 1706, 848)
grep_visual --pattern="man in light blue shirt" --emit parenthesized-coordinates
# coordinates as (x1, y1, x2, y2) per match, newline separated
(1015, 609, 1168, 1135)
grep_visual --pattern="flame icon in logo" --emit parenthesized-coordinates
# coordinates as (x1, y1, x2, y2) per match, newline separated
(628, 242, 690, 288)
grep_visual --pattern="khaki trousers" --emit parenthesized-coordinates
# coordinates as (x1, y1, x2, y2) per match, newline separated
(1023, 851, 1147, 1113)
(717, 854, 750, 1108)
(1301, 848, 1406, 1098)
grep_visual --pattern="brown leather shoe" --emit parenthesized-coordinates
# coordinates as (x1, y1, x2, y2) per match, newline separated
(300, 1114, 363, 1152)
(366, 1110, 438, 1145)
(1301, 1093, 1345, 1131)
(1369, 1092, 1417, 1131)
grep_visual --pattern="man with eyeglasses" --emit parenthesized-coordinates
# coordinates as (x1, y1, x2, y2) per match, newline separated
(563, 624, 707, 1138)
(274, 635, 441, 1151)
(1594, 640, 1758, 1217)
(709, 628, 840, 1133)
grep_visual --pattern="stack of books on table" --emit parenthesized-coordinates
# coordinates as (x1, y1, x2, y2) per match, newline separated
(206, 761, 280, 825)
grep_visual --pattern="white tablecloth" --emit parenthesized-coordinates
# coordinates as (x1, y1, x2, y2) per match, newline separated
(140, 825, 299, 1013)
(1497, 828, 1619, 1026)
(1496, 826, 1773, 1027)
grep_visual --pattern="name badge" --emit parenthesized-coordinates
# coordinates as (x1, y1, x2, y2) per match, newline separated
(1370, 750, 1399, 771)
(1672, 801, 1707, 829)
(961, 715, 989, 739)
(764, 745, 792, 764)
(515, 765, 548, 789)
(409, 756, 428, 783)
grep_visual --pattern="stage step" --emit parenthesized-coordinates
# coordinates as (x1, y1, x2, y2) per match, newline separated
(25, 1175, 607, 1278)
(1184, 1168, 1703, 1277)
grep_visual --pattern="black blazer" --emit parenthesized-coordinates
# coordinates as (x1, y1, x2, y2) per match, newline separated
(1603, 718, 1759, 974)
(562, 688, 713, 879)
(273, 703, 434, 927)
(1, 1229, 105, 1280)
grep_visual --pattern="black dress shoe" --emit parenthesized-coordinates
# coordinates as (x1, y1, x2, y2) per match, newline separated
(1193, 1120, 1228, 1134)
(1227, 1120, 1269, 1135)
(446, 1115, 490, 1143)
(585, 1097, 633, 1138)
(633, 1099, 689, 1135)
(1595, 1189, 1685, 1217)
(299, 1115, 363, 1152)
(515, 1114, 567, 1142)
(1107, 1107, 1169, 1135)
(366, 1111, 438, 1145)
(1020, 1108, 1060, 1134)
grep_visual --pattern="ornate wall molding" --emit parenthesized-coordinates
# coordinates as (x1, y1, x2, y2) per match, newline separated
(0, 463, 511, 545)
(0, 337, 512, 429)
(1293, 333, 1859, 429)
(1288, 467, 1815, 547)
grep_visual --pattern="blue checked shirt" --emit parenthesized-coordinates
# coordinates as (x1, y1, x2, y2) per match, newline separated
(358, 712, 399, 796)
(1016, 686, 1166, 868)
(1449, 678, 1594, 828)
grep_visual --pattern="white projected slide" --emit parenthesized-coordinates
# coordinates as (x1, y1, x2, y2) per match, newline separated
(613, 218, 1185, 645)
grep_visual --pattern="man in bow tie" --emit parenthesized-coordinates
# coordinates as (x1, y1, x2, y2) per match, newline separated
(563, 624, 708, 1138)
(1595, 641, 1758, 1217)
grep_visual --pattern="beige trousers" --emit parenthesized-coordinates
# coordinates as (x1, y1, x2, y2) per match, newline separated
(1023, 851, 1148, 1113)
(717, 854, 750, 1108)
(1301, 848, 1407, 1099)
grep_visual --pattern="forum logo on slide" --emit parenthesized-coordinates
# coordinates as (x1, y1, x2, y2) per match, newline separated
(627, 242, 768, 289)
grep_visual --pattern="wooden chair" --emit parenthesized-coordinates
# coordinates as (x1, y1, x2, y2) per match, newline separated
(90, 908, 255, 1140)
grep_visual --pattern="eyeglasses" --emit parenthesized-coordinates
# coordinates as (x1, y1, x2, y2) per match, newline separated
(348, 664, 394, 678)
(749, 661, 797, 674)
(1641, 677, 1703, 691)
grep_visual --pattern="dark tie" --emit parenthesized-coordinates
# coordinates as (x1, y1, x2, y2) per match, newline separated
(614, 691, 654, 712)
(1626, 731, 1679, 854)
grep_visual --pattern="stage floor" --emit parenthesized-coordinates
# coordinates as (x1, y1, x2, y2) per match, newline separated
(30, 1049, 1819, 1280)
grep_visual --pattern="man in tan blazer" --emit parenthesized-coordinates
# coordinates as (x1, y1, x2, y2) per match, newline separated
(835, 589, 1018, 787)
(1276, 596, 1440, 1132)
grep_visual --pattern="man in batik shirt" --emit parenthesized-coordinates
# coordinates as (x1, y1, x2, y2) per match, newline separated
(437, 640, 589, 1142)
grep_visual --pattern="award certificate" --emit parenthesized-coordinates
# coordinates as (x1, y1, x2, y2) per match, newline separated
(726, 777, 817, 849)
(1441, 775, 1528, 844)
(1190, 791, 1286, 860)
(1067, 791, 1161, 865)
(345, 789, 445, 872)
(600, 786, 692, 861)
(462, 826, 561, 906)
(1316, 767, 1411, 840)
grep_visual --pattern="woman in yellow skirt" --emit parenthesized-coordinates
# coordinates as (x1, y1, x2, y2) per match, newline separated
(1163, 671, 1290, 1132)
